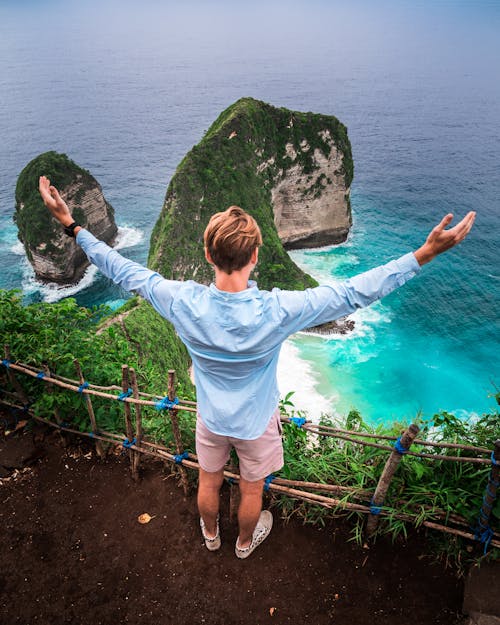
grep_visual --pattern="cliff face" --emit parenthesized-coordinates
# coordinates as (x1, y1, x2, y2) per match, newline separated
(149, 97, 353, 292)
(271, 131, 351, 249)
(15, 152, 118, 284)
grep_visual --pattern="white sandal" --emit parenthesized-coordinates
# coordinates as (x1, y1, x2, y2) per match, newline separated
(235, 510, 273, 559)
(200, 515, 221, 551)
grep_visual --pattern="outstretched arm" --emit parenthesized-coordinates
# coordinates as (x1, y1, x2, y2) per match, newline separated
(38, 176, 181, 320)
(276, 211, 477, 334)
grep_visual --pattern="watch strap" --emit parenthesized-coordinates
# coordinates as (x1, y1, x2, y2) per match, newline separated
(64, 222, 81, 238)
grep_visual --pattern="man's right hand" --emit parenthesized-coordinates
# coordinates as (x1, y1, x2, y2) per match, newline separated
(38, 175, 74, 227)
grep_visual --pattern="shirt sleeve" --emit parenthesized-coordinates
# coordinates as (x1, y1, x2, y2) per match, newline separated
(76, 229, 182, 321)
(274, 252, 421, 335)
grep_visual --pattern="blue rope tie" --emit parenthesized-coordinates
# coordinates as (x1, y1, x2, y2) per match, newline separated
(155, 396, 179, 411)
(290, 416, 306, 428)
(227, 477, 235, 485)
(173, 451, 189, 465)
(117, 388, 133, 401)
(370, 498, 382, 515)
(1, 359, 10, 368)
(88, 432, 95, 438)
(36, 371, 45, 379)
(122, 437, 137, 449)
(475, 525, 494, 555)
(486, 485, 497, 500)
(78, 381, 89, 394)
(59, 421, 70, 429)
(491, 452, 499, 466)
(264, 474, 276, 492)
(393, 436, 408, 455)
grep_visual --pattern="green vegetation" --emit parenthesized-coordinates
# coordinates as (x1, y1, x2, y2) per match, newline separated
(0, 290, 194, 436)
(149, 97, 353, 291)
(1, 289, 497, 567)
(15, 151, 100, 255)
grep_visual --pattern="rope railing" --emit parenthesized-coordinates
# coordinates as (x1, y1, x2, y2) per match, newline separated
(1, 349, 499, 553)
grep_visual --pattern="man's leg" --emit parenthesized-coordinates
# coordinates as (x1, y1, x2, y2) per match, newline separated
(237, 477, 264, 548)
(197, 467, 224, 538)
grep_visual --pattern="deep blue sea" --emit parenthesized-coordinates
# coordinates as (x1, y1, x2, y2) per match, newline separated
(1, 1, 498, 423)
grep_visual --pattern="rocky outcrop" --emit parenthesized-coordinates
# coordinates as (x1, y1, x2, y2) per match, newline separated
(15, 152, 118, 284)
(271, 131, 351, 249)
(149, 97, 353, 293)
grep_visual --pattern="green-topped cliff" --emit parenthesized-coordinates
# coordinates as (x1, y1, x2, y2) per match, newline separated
(15, 151, 118, 284)
(149, 97, 353, 291)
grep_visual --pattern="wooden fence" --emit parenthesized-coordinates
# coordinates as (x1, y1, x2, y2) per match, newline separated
(1, 349, 499, 552)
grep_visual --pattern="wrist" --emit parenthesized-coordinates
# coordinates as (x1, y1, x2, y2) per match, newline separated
(414, 244, 436, 266)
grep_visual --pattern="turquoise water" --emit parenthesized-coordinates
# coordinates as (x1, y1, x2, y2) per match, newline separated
(0, 0, 498, 423)
(289, 191, 498, 422)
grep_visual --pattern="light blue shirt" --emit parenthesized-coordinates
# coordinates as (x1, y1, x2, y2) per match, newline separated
(76, 229, 421, 439)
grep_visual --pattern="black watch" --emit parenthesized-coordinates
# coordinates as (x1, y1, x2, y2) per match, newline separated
(64, 222, 81, 238)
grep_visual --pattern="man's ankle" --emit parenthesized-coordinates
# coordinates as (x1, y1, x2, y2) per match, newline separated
(236, 536, 251, 549)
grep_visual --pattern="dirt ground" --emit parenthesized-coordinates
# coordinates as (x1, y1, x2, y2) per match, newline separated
(0, 424, 465, 625)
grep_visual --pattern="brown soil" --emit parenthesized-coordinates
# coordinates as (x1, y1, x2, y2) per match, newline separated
(0, 424, 464, 625)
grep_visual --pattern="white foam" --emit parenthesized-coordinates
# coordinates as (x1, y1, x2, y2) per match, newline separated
(11, 241, 25, 255)
(114, 225, 144, 250)
(277, 339, 337, 422)
(18, 225, 144, 303)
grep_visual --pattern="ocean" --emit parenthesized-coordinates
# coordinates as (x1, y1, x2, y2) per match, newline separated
(0, 0, 498, 424)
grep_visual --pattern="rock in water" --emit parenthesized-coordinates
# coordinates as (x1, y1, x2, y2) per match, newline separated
(148, 97, 353, 292)
(15, 151, 118, 284)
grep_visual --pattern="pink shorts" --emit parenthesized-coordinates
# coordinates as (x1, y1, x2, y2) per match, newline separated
(195, 408, 284, 482)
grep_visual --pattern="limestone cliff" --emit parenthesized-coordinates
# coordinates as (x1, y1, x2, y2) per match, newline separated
(149, 97, 353, 292)
(15, 152, 118, 284)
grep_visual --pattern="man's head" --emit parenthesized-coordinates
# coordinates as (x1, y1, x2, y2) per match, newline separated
(204, 206, 262, 274)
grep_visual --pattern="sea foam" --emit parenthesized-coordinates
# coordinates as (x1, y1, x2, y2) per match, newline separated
(17, 225, 144, 303)
(277, 339, 338, 423)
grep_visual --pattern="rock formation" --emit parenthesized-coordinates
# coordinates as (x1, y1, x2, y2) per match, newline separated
(15, 151, 118, 284)
(271, 129, 352, 249)
(149, 97, 353, 293)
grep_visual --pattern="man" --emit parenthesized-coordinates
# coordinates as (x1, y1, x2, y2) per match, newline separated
(38, 175, 475, 558)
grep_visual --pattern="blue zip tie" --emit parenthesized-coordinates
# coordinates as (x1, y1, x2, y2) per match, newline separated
(88, 432, 95, 438)
(36, 371, 45, 379)
(59, 422, 70, 429)
(1, 359, 10, 368)
(174, 451, 189, 465)
(290, 416, 306, 428)
(227, 477, 235, 485)
(264, 474, 275, 492)
(155, 396, 179, 411)
(118, 388, 133, 401)
(491, 452, 499, 466)
(122, 437, 137, 449)
(78, 381, 89, 393)
(370, 498, 382, 515)
(393, 436, 408, 455)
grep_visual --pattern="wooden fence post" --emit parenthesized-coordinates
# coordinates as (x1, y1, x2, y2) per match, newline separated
(168, 370, 189, 496)
(474, 439, 500, 550)
(121, 365, 137, 479)
(130, 367, 142, 481)
(365, 423, 420, 538)
(42, 364, 67, 446)
(74, 359, 105, 459)
(3, 345, 29, 406)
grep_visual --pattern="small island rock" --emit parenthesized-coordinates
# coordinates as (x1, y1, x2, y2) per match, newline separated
(15, 151, 118, 284)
